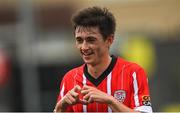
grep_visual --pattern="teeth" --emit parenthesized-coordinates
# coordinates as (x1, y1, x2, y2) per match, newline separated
(81, 50, 93, 56)
(82, 52, 92, 56)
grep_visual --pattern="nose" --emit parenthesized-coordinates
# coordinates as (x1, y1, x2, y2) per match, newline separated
(81, 41, 89, 50)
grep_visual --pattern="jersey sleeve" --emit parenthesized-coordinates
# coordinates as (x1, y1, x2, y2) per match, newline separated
(57, 73, 74, 112)
(130, 66, 153, 113)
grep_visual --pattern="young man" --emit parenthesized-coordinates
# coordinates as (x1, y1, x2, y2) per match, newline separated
(54, 6, 153, 113)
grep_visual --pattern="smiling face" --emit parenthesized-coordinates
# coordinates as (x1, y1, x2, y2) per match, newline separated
(75, 26, 113, 66)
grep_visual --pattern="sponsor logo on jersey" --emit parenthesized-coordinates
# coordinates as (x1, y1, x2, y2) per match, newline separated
(114, 90, 126, 102)
(142, 95, 151, 106)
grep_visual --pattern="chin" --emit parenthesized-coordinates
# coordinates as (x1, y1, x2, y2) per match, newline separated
(83, 59, 91, 64)
(82, 54, 95, 65)
(83, 59, 93, 65)
(84, 60, 98, 66)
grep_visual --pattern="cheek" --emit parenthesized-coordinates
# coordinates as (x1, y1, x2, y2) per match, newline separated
(94, 45, 104, 53)
(75, 43, 81, 49)
(97, 44, 108, 54)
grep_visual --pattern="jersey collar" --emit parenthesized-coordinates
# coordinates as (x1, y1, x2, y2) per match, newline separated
(84, 55, 117, 86)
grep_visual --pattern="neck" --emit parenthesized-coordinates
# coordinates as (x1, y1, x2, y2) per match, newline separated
(87, 55, 112, 79)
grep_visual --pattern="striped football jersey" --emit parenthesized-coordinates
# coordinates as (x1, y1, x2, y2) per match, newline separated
(57, 55, 153, 113)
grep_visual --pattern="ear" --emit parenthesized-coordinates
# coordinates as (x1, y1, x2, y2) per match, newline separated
(106, 34, 114, 47)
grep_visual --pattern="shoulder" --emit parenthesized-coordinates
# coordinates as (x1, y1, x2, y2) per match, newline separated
(117, 58, 148, 84)
(115, 57, 146, 78)
(63, 64, 84, 80)
(116, 57, 143, 71)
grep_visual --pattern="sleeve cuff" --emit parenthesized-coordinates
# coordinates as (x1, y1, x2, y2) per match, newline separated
(134, 106, 153, 113)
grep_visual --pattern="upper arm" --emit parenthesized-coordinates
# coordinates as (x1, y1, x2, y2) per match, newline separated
(130, 66, 153, 113)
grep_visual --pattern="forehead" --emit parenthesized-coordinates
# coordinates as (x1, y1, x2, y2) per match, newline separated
(75, 26, 100, 36)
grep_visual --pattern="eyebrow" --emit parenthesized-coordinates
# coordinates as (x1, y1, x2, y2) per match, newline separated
(75, 30, 98, 34)
(75, 27, 99, 35)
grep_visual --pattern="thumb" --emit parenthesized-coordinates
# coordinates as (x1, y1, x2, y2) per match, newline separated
(72, 85, 81, 92)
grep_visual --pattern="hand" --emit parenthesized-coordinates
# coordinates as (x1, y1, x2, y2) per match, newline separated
(81, 85, 112, 104)
(54, 85, 84, 112)
(80, 85, 135, 112)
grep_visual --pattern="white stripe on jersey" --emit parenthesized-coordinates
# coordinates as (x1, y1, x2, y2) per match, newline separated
(107, 72, 112, 95)
(82, 74, 87, 112)
(83, 74, 86, 85)
(107, 73, 112, 112)
(132, 72, 140, 107)
(107, 72, 112, 112)
(60, 83, 65, 98)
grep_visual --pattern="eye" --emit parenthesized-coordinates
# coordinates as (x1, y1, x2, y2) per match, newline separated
(86, 36, 96, 43)
(76, 37, 83, 44)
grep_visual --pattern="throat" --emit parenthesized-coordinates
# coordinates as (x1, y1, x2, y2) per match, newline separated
(88, 66, 102, 79)
(84, 55, 117, 86)
(91, 70, 99, 79)
(87, 56, 112, 79)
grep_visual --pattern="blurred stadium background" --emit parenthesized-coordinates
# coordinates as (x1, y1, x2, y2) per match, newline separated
(0, 0, 180, 112)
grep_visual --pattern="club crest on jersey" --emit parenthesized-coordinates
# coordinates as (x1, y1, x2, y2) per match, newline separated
(114, 90, 126, 102)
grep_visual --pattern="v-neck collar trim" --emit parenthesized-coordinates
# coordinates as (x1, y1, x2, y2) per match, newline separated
(83, 55, 117, 86)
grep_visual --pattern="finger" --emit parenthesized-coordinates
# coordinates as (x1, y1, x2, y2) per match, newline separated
(87, 95, 94, 103)
(82, 85, 90, 90)
(66, 93, 76, 103)
(69, 90, 79, 98)
(83, 92, 91, 100)
(81, 89, 89, 95)
(72, 85, 82, 92)
(63, 96, 73, 105)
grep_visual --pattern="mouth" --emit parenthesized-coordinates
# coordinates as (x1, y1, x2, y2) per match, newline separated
(81, 51, 94, 57)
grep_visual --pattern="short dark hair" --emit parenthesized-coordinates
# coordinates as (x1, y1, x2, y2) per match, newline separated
(71, 6, 116, 40)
